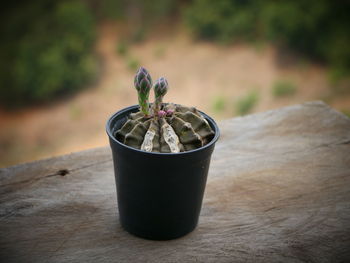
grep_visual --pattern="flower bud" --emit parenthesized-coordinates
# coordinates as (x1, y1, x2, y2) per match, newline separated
(154, 77, 168, 98)
(166, 109, 174, 116)
(158, 110, 167, 118)
(134, 67, 152, 116)
(134, 67, 152, 94)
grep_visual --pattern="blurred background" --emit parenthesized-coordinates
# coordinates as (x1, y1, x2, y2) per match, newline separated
(1, 0, 350, 167)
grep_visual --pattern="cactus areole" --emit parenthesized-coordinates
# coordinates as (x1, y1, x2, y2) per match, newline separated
(114, 67, 215, 153)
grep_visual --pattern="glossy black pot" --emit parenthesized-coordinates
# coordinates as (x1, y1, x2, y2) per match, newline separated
(106, 105, 220, 240)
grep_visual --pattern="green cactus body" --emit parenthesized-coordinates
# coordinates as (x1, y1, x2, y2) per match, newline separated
(114, 67, 215, 153)
(115, 103, 214, 153)
(137, 92, 150, 116)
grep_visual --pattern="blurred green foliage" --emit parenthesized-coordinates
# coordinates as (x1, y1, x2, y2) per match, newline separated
(91, 0, 180, 45)
(116, 41, 128, 56)
(185, 0, 350, 77)
(0, 1, 97, 109)
(0, 0, 181, 109)
(91, 0, 177, 21)
(185, 0, 259, 43)
(235, 90, 259, 116)
(272, 80, 297, 97)
(341, 110, 350, 119)
(126, 57, 140, 71)
(212, 95, 226, 113)
(3, 0, 349, 109)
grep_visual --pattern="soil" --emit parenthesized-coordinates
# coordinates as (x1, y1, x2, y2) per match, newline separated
(0, 22, 349, 167)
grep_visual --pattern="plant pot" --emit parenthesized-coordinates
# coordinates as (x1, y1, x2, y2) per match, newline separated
(106, 105, 220, 240)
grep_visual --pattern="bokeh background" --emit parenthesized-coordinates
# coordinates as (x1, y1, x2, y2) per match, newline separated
(1, 0, 350, 167)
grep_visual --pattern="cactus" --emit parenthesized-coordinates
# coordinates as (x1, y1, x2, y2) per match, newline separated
(134, 67, 152, 117)
(153, 77, 168, 117)
(115, 67, 215, 153)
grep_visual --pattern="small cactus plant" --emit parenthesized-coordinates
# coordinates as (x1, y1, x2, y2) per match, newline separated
(115, 67, 215, 153)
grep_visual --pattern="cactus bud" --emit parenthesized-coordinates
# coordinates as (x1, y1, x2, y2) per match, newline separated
(153, 77, 169, 116)
(154, 77, 168, 97)
(166, 109, 174, 116)
(158, 110, 166, 118)
(134, 67, 152, 116)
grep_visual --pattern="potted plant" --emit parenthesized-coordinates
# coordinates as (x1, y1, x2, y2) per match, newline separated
(106, 67, 220, 240)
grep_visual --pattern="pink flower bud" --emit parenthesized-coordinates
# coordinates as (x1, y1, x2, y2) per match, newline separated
(158, 110, 166, 118)
(166, 109, 174, 116)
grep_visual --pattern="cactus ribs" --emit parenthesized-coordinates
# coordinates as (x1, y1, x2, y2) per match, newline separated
(114, 67, 215, 153)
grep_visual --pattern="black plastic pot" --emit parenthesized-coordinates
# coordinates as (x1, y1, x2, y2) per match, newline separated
(106, 105, 220, 240)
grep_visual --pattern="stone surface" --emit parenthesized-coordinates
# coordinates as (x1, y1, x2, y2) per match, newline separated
(1, 101, 350, 263)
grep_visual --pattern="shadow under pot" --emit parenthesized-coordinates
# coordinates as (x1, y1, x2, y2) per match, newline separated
(106, 105, 220, 240)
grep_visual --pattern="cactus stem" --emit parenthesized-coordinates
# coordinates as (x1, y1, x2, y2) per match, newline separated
(138, 92, 150, 116)
(153, 77, 168, 118)
(154, 97, 163, 117)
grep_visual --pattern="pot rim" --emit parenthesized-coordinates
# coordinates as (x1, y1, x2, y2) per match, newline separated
(106, 105, 220, 156)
